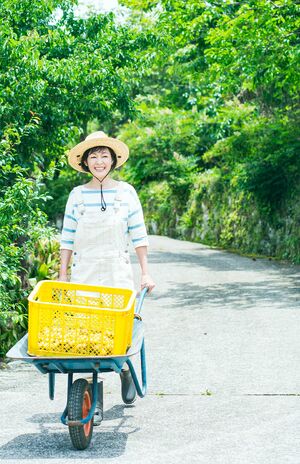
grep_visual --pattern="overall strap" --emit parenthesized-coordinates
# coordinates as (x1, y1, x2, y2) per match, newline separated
(73, 185, 85, 216)
(114, 181, 124, 211)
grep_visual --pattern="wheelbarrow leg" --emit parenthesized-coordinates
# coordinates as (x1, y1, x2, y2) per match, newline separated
(91, 379, 103, 426)
(61, 373, 73, 424)
(48, 372, 55, 400)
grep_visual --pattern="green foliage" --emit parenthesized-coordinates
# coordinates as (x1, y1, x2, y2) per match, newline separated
(206, 0, 300, 110)
(0, 226, 60, 358)
(118, 0, 300, 263)
(0, 0, 145, 356)
(27, 232, 60, 285)
(139, 181, 179, 236)
(0, 305, 28, 360)
(204, 113, 300, 210)
(43, 166, 82, 223)
(0, 0, 141, 174)
(119, 106, 198, 200)
(0, 172, 57, 357)
(144, 172, 300, 264)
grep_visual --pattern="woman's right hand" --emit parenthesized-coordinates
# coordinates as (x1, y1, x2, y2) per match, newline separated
(58, 273, 69, 282)
(141, 273, 155, 293)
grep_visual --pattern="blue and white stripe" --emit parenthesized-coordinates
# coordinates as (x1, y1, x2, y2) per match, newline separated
(60, 182, 149, 251)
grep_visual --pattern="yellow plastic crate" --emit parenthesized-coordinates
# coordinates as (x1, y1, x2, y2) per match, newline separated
(28, 280, 136, 357)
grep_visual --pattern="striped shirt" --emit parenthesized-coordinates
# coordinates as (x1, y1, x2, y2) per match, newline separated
(60, 182, 149, 251)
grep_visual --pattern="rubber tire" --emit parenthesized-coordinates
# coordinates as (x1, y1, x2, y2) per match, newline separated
(68, 378, 94, 450)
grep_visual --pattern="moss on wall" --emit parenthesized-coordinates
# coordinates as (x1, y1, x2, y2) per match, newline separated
(142, 169, 300, 263)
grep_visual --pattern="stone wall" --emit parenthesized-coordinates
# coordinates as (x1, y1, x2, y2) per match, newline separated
(141, 171, 300, 264)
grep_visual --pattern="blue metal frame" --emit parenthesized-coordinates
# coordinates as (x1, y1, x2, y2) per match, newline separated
(135, 288, 148, 315)
(61, 371, 99, 426)
(126, 339, 147, 397)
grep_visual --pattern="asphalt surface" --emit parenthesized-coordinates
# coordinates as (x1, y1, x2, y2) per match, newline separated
(0, 235, 299, 463)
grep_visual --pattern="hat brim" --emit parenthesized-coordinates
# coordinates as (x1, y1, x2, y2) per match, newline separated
(68, 137, 129, 173)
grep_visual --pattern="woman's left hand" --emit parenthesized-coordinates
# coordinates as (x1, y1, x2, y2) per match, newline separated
(141, 274, 155, 293)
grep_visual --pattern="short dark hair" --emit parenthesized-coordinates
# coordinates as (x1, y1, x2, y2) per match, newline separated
(80, 146, 117, 172)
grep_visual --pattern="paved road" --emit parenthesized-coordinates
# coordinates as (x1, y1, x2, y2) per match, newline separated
(0, 235, 299, 463)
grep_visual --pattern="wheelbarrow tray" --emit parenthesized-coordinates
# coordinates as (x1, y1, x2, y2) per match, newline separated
(6, 318, 144, 375)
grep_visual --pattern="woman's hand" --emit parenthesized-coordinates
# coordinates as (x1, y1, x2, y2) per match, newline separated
(141, 273, 155, 293)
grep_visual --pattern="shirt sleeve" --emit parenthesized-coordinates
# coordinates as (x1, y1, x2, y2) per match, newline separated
(60, 190, 78, 251)
(127, 186, 149, 248)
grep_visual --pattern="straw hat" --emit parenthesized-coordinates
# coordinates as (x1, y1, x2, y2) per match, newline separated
(68, 131, 129, 173)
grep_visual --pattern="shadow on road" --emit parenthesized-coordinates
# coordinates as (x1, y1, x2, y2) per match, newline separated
(147, 249, 300, 274)
(154, 280, 299, 311)
(143, 249, 299, 311)
(0, 405, 138, 459)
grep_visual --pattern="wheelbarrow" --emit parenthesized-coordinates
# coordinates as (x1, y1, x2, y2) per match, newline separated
(6, 282, 148, 450)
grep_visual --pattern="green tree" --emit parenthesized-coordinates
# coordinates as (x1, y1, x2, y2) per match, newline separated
(118, 0, 300, 259)
(0, 0, 147, 355)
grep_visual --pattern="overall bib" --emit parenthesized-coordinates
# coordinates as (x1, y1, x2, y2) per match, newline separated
(70, 182, 134, 290)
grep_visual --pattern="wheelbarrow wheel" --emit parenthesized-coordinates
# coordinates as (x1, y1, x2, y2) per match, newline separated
(68, 378, 94, 450)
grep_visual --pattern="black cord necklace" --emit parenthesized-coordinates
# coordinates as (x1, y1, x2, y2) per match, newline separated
(92, 170, 111, 212)
(100, 183, 106, 211)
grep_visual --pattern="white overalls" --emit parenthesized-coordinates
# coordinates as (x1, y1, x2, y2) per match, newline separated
(70, 182, 134, 290)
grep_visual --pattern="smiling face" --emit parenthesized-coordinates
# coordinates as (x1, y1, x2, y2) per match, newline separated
(84, 147, 114, 179)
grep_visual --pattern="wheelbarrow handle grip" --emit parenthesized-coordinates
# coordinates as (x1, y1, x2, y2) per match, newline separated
(135, 287, 148, 315)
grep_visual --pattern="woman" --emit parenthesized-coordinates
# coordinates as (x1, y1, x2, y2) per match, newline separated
(59, 131, 155, 293)
(59, 131, 155, 422)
